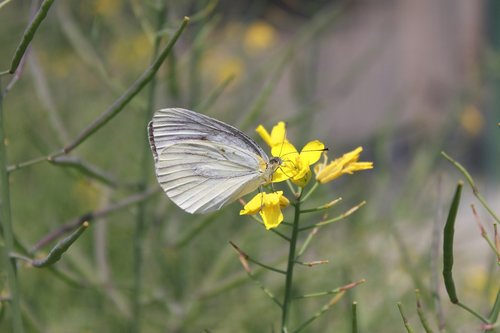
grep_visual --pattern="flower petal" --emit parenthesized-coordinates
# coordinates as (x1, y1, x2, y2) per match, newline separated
(300, 140, 325, 165)
(260, 204, 284, 229)
(270, 121, 287, 146)
(272, 142, 298, 160)
(256, 125, 273, 147)
(272, 168, 290, 182)
(315, 147, 373, 184)
(239, 193, 264, 215)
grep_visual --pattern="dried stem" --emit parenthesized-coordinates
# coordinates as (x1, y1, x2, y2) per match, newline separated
(229, 241, 286, 275)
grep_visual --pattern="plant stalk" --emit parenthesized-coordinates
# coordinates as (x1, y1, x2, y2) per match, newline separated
(0, 83, 24, 332)
(130, 6, 167, 332)
(281, 190, 302, 332)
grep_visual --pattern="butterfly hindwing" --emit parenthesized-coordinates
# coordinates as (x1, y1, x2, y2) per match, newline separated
(155, 140, 265, 213)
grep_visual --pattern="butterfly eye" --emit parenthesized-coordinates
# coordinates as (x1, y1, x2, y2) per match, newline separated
(269, 157, 282, 165)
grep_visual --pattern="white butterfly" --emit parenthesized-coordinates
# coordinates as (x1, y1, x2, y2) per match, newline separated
(148, 108, 282, 214)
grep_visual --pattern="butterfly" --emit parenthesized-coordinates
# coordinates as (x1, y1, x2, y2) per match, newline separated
(148, 108, 282, 214)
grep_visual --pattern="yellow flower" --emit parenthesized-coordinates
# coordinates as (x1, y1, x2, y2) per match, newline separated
(240, 191, 290, 229)
(244, 21, 277, 53)
(256, 122, 287, 148)
(460, 105, 484, 137)
(256, 122, 324, 186)
(315, 147, 373, 184)
(271, 140, 325, 187)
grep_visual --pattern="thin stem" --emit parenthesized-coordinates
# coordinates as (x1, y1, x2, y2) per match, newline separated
(31, 188, 159, 252)
(442, 152, 500, 224)
(6, 16, 190, 174)
(397, 302, 415, 333)
(455, 302, 490, 324)
(7, 154, 51, 173)
(299, 201, 366, 231)
(131, 7, 167, 332)
(9, 0, 55, 74)
(232, 244, 283, 308)
(293, 279, 365, 299)
(246, 213, 291, 241)
(300, 197, 342, 213)
(352, 302, 358, 333)
(196, 74, 234, 112)
(63, 17, 189, 154)
(301, 181, 319, 202)
(31, 222, 90, 268)
(415, 289, 435, 333)
(295, 260, 328, 267)
(0, 80, 24, 332)
(285, 179, 298, 196)
(296, 227, 318, 258)
(291, 292, 345, 333)
(281, 189, 302, 332)
(471, 204, 500, 261)
(174, 214, 219, 248)
(229, 242, 286, 275)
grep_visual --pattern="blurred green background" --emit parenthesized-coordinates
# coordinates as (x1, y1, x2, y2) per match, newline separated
(0, 0, 499, 332)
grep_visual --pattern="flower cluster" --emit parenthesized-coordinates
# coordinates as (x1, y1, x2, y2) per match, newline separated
(240, 122, 373, 229)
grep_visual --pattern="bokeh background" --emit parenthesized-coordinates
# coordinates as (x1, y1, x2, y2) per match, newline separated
(0, 0, 499, 332)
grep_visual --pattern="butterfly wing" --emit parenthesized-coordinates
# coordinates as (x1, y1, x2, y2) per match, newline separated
(156, 140, 265, 213)
(148, 108, 268, 163)
(148, 108, 270, 213)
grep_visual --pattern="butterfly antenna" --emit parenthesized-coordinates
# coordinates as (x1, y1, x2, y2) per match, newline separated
(279, 147, 329, 159)
(277, 124, 287, 158)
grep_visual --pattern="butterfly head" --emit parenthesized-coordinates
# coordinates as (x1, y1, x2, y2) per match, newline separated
(261, 156, 282, 183)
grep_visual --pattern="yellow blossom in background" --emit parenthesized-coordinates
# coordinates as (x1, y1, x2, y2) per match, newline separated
(203, 50, 245, 87)
(110, 34, 150, 70)
(244, 21, 277, 53)
(460, 105, 484, 137)
(240, 191, 290, 229)
(256, 121, 287, 148)
(315, 147, 373, 184)
(72, 180, 102, 210)
(271, 140, 324, 186)
(92, 0, 121, 17)
(215, 57, 244, 85)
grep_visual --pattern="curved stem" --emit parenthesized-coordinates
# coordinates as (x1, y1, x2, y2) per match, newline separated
(281, 189, 302, 332)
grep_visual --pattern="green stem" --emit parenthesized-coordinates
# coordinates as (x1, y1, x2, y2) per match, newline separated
(301, 181, 319, 202)
(130, 7, 167, 333)
(442, 152, 500, 223)
(0, 81, 24, 332)
(456, 302, 490, 324)
(299, 201, 366, 231)
(397, 302, 415, 333)
(9, 0, 55, 74)
(352, 302, 358, 333)
(281, 190, 302, 332)
(6, 17, 190, 173)
(63, 16, 189, 154)
(415, 289, 435, 333)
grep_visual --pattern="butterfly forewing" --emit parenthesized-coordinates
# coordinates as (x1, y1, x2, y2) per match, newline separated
(149, 108, 268, 163)
(149, 108, 270, 213)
